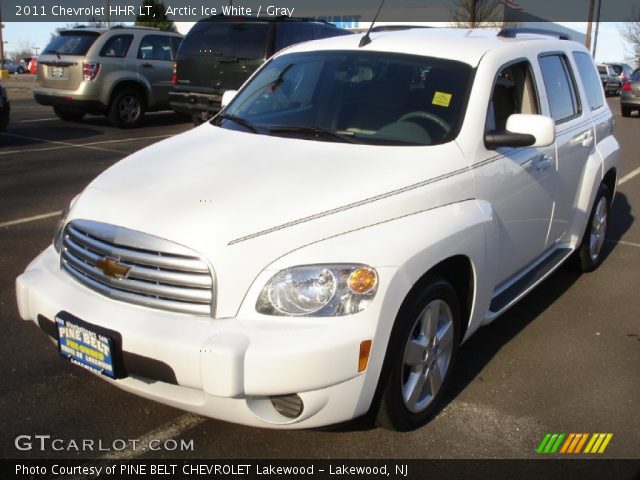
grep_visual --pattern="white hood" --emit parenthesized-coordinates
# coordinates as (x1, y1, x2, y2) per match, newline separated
(69, 123, 471, 316)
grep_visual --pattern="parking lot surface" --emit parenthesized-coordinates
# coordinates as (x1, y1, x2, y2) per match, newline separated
(1, 76, 639, 461)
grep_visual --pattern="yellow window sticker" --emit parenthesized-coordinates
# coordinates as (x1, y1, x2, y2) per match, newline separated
(432, 91, 452, 108)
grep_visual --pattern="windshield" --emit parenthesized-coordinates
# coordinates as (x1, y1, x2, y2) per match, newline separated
(43, 31, 100, 56)
(215, 51, 472, 146)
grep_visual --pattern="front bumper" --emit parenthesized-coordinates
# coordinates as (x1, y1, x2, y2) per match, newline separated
(169, 91, 222, 116)
(16, 246, 384, 428)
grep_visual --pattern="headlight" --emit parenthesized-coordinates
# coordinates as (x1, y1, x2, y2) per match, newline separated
(53, 197, 77, 253)
(256, 264, 378, 317)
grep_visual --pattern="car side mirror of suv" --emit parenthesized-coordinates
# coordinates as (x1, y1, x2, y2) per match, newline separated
(485, 114, 555, 150)
(221, 90, 238, 109)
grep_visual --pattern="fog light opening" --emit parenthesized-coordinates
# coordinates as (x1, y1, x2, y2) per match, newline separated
(270, 394, 304, 419)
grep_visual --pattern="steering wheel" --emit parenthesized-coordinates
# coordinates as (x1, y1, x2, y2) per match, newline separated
(398, 111, 451, 135)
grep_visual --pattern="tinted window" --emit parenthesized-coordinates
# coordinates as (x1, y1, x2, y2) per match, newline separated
(179, 22, 269, 59)
(313, 24, 351, 39)
(138, 35, 174, 61)
(220, 51, 472, 146)
(100, 34, 133, 58)
(632, 71, 640, 82)
(43, 32, 100, 56)
(170, 36, 183, 57)
(486, 61, 539, 132)
(539, 54, 580, 122)
(274, 23, 313, 52)
(572, 52, 604, 110)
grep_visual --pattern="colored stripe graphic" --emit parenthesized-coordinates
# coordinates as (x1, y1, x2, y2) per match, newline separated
(584, 433, 614, 454)
(537, 433, 613, 455)
(536, 433, 566, 454)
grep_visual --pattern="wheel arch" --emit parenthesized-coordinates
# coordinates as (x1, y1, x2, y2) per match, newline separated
(108, 80, 149, 109)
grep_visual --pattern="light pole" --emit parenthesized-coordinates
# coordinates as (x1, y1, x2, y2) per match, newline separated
(33, 47, 40, 56)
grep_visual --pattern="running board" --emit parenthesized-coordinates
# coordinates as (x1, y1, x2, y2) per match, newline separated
(489, 248, 573, 315)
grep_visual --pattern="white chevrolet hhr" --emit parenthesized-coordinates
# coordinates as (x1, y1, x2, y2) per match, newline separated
(16, 27, 622, 430)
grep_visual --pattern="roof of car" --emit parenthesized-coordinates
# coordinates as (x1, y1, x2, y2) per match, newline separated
(61, 26, 181, 35)
(283, 27, 584, 67)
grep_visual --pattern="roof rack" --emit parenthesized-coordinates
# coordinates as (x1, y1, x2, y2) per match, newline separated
(110, 25, 160, 31)
(371, 25, 432, 32)
(497, 28, 569, 40)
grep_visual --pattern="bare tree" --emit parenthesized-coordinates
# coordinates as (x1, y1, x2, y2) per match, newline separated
(11, 39, 35, 63)
(619, 7, 640, 67)
(448, 0, 504, 28)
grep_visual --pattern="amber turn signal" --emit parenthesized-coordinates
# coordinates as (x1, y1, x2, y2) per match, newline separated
(358, 340, 372, 373)
(348, 267, 378, 294)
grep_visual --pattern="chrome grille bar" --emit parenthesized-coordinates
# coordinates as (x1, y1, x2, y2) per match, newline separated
(60, 220, 214, 316)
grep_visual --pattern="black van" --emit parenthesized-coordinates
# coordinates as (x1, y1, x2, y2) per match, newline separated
(169, 16, 351, 124)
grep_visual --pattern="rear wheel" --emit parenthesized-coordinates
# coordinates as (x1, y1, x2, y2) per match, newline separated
(17, 67, 25, 74)
(574, 184, 611, 272)
(621, 106, 631, 117)
(376, 276, 461, 431)
(108, 88, 145, 128)
(53, 106, 85, 122)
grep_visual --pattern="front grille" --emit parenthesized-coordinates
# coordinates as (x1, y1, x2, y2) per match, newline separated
(61, 219, 214, 316)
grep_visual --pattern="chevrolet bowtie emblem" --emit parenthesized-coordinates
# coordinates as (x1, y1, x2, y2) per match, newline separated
(95, 257, 131, 279)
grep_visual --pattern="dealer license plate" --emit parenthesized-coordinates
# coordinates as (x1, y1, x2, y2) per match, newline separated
(56, 315, 116, 378)
(51, 66, 64, 78)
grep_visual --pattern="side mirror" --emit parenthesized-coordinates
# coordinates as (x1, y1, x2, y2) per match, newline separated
(485, 114, 555, 149)
(221, 90, 238, 109)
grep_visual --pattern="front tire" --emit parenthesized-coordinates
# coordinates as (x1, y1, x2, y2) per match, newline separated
(108, 88, 145, 128)
(376, 276, 461, 431)
(574, 184, 611, 272)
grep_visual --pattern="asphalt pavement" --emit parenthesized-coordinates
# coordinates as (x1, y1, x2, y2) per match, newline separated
(1, 75, 638, 462)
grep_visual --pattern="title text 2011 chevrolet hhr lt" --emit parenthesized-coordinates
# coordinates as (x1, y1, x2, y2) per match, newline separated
(16, 28, 622, 430)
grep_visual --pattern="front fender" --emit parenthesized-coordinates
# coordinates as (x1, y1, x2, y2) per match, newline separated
(239, 199, 496, 417)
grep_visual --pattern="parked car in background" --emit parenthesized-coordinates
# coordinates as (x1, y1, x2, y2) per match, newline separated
(169, 16, 352, 124)
(598, 64, 621, 96)
(33, 26, 183, 128)
(621, 69, 640, 117)
(17, 28, 622, 431)
(28, 58, 37, 74)
(1, 59, 26, 74)
(607, 62, 633, 85)
(0, 84, 10, 131)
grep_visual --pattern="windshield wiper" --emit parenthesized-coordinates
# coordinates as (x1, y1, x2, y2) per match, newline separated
(215, 113, 259, 133)
(267, 125, 358, 143)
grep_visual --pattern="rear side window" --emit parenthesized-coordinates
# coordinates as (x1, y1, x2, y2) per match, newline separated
(274, 23, 313, 52)
(43, 32, 100, 56)
(179, 22, 269, 59)
(138, 35, 174, 61)
(539, 54, 581, 123)
(100, 34, 133, 58)
(572, 52, 604, 110)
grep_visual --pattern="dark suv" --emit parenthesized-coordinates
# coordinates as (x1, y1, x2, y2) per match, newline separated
(169, 16, 351, 124)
